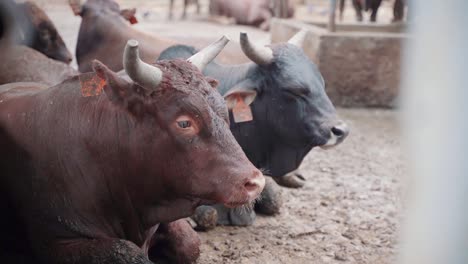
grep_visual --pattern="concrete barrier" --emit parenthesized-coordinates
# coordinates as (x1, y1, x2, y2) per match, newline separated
(271, 18, 408, 108)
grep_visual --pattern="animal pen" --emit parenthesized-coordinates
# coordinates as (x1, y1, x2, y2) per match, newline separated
(0, 0, 465, 263)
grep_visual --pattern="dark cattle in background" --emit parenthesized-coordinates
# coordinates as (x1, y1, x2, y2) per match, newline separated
(71, 0, 178, 72)
(392, 0, 406, 22)
(168, 0, 200, 20)
(347, 0, 382, 22)
(338, 0, 406, 22)
(338, 0, 381, 22)
(159, 30, 349, 226)
(0, 45, 78, 86)
(0, 0, 73, 63)
(0, 37, 265, 263)
(208, 0, 294, 30)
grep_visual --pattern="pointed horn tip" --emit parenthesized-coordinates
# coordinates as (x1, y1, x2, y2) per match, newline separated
(240, 32, 248, 39)
(127, 39, 139, 48)
(220, 35, 230, 42)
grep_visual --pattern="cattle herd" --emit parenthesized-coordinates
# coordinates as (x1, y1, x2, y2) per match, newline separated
(0, 0, 349, 263)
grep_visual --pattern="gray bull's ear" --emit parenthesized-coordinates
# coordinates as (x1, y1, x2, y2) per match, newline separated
(224, 79, 257, 110)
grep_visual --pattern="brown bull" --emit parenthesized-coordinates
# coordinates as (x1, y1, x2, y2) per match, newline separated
(0, 37, 265, 263)
(71, 0, 178, 73)
(209, 0, 294, 30)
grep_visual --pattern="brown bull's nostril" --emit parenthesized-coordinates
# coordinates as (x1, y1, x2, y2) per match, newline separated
(244, 170, 265, 195)
(331, 123, 349, 138)
(244, 180, 258, 192)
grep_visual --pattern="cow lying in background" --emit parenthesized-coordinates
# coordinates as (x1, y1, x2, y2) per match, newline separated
(0, 0, 73, 63)
(71, 0, 178, 72)
(208, 0, 294, 30)
(0, 0, 77, 86)
(159, 30, 349, 227)
(0, 37, 265, 263)
(0, 45, 78, 86)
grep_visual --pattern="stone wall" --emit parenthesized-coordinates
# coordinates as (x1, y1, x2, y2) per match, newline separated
(271, 19, 407, 108)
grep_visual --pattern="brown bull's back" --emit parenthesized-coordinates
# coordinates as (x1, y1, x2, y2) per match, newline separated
(76, 7, 177, 72)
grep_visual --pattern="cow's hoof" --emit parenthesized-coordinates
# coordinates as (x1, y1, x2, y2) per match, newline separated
(255, 177, 283, 215)
(273, 171, 306, 188)
(212, 204, 256, 226)
(229, 206, 256, 226)
(192, 206, 218, 231)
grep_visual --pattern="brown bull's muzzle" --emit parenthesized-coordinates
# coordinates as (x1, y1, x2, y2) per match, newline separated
(223, 169, 265, 208)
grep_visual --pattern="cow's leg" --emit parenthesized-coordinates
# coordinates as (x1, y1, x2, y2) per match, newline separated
(192, 205, 218, 231)
(392, 0, 404, 22)
(338, 0, 345, 21)
(168, 0, 175, 20)
(44, 239, 154, 264)
(148, 219, 200, 264)
(195, 0, 200, 14)
(255, 177, 283, 215)
(273, 169, 306, 188)
(351, 0, 363, 22)
(182, 0, 188, 19)
(369, 0, 382, 22)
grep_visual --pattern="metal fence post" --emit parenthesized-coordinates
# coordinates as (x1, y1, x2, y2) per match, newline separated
(400, 1, 468, 264)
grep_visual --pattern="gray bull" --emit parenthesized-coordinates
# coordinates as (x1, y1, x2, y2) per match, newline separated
(159, 30, 349, 226)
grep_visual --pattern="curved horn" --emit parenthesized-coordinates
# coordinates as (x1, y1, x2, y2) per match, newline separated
(123, 39, 162, 90)
(187, 35, 230, 71)
(288, 29, 307, 48)
(240, 32, 273, 65)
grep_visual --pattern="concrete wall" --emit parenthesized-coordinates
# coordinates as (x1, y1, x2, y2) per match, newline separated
(271, 19, 407, 108)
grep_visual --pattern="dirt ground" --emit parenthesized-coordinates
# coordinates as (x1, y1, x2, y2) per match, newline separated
(198, 108, 403, 264)
(33, 1, 404, 263)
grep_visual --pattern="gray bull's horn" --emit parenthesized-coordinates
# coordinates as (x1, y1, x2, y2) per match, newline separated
(240, 32, 273, 65)
(187, 35, 230, 71)
(123, 39, 162, 90)
(288, 29, 307, 48)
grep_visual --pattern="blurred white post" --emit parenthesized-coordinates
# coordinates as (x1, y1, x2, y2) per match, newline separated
(400, 1, 468, 264)
(328, 0, 336, 32)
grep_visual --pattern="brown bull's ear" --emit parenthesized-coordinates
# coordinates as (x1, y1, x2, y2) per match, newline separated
(92, 60, 133, 103)
(224, 79, 257, 110)
(121, 8, 138, 24)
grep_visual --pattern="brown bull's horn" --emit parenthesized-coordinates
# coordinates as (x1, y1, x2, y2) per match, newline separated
(240, 32, 273, 65)
(287, 29, 308, 48)
(123, 39, 162, 90)
(187, 35, 230, 71)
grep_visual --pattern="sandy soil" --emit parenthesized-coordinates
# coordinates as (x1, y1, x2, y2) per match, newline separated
(28, 1, 404, 263)
(198, 108, 403, 264)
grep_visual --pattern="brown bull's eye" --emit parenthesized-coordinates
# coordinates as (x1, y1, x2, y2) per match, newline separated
(177, 120, 191, 128)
